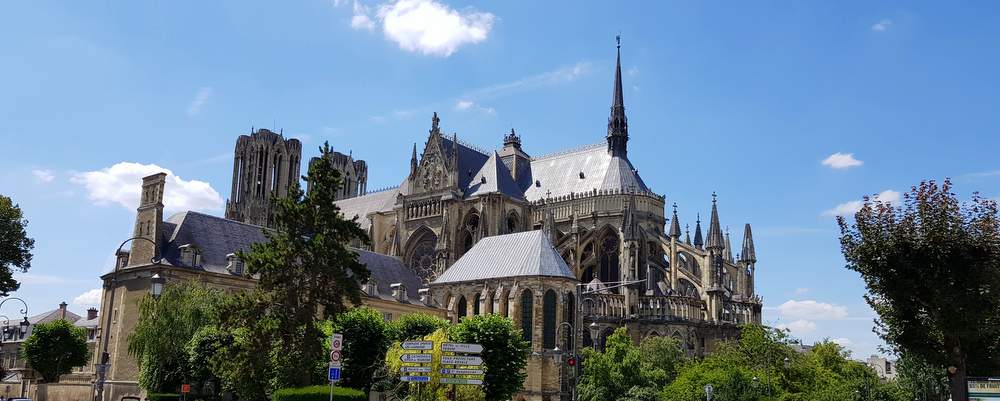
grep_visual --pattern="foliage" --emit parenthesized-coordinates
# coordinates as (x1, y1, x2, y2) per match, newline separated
(384, 329, 476, 401)
(185, 325, 232, 400)
(21, 319, 89, 382)
(272, 385, 366, 401)
(837, 179, 1000, 399)
(893, 351, 950, 401)
(127, 282, 225, 393)
(146, 393, 181, 401)
(234, 142, 371, 391)
(392, 313, 450, 341)
(210, 291, 279, 401)
(448, 314, 530, 401)
(0, 194, 34, 295)
(578, 328, 684, 401)
(332, 307, 394, 391)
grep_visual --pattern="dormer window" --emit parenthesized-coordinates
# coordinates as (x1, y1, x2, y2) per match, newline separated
(178, 244, 201, 267)
(226, 253, 244, 276)
(365, 280, 378, 297)
(390, 283, 407, 302)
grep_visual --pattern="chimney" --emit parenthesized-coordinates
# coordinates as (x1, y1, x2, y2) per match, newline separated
(390, 283, 407, 302)
(87, 308, 98, 320)
(59, 301, 68, 320)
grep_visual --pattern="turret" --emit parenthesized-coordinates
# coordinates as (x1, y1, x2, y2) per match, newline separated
(128, 173, 166, 267)
(693, 214, 704, 249)
(410, 143, 418, 177)
(668, 203, 681, 239)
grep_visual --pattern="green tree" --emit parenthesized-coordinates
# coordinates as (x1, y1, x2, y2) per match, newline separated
(448, 314, 530, 401)
(127, 282, 225, 392)
(332, 307, 394, 392)
(0, 194, 35, 295)
(210, 291, 274, 401)
(578, 328, 684, 401)
(893, 351, 950, 401)
(22, 319, 89, 383)
(392, 313, 450, 341)
(837, 179, 1000, 399)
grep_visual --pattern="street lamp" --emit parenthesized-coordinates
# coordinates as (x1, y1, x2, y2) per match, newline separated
(0, 297, 30, 339)
(588, 322, 600, 351)
(150, 273, 165, 299)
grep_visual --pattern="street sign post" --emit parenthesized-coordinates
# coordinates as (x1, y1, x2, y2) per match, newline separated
(440, 368, 484, 375)
(440, 378, 483, 385)
(328, 367, 341, 382)
(402, 340, 434, 350)
(401, 376, 432, 383)
(329, 333, 344, 401)
(400, 366, 432, 373)
(441, 355, 483, 366)
(440, 341, 485, 399)
(401, 353, 434, 363)
(442, 342, 483, 353)
(399, 340, 434, 389)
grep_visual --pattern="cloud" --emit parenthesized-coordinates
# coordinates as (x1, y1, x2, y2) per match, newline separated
(187, 86, 213, 116)
(777, 319, 817, 334)
(71, 162, 224, 213)
(872, 19, 893, 32)
(455, 100, 474, 110)
(376, 0, 495, 57)
(777, 299, 849, 320)
(73, 288, 103, 307)
(627, 66, 638, 76)
(794, 288, 810, 295)
(453, 100, 494, 114)
(350, 1, 375, 30)
(823, 189, 900, 217)
(467, 61, 591, 101)
(32, 169, 55, 183)
(822, 152, 864, 169)
(831, 337, 852, 347)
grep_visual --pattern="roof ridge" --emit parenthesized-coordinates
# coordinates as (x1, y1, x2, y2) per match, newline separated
(530, 142, 605, 161)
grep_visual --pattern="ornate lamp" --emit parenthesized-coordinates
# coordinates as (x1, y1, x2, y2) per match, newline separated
(151, 273, 165, 299)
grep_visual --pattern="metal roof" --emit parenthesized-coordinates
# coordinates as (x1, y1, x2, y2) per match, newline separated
(334, 187, 399, 230)
(523, 144, 649, 202)
(464, 151, 525, 200)
(432, 230, 575, 284)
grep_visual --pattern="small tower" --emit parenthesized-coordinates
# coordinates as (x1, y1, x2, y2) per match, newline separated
(498, 128, 531, 184)
(668, 204, 681, 289)
(693, 214, 704, 249)
(128, 173, 166, 267)
(310, 149, 368, 201)
(740, 223, 757, 297)
(607, 35, 629, 158)
(705, 193, 726, 322)
(225, 128, 302, 227)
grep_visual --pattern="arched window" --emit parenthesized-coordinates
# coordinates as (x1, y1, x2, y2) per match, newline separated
(543, 290, 557, 349)
(405, 228, 438, 282)
(520, 290, 533, 343)
(457, 296, 468, 318)
(506, 212, 519, 233)
(564, 295, 575, 348)
(599, 234, 620, 291)
(474, 294, 481, 315)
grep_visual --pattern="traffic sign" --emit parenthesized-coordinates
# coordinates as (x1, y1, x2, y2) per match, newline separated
(402, 340, 434, 350)
(400, 353, 434, 363)
(330, 350, 342, 363)
(400, 376, 431, 383)
(441, 355, 483, 366)
(181, 384, 191, 394)
(442, 342, 483, 353)
(400, 366, 432, 373)
(440, 368, 484, 375)
(440, 378, 483, 385)
(331, 333, 343, 351)
(328, 367, 341, 382)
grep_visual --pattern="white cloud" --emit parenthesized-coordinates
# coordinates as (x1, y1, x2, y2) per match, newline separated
(455, 100, 474, 110)
(627, 66, 639, 76)
(777, 299, 849, 320)
(73, 288, 103, 307)
(32, 169, 55, 183)
(377, 0, 495, 57)
(831, 337, 852, 347)
(350, 1, 375, 30)
(872, 19, 892, 32)
(71, 162, 224, 213)
(794, 287, 810, 295)
(823, 190, 900, 217)
(777, 319, 817, 334)
(453, 100, 494, 114)
(467, 61, 591, 101)
(822, 152, 864, 169)
(187, 86, 213, 116)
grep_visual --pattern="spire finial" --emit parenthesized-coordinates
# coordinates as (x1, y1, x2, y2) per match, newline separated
(712, 191, 717, 203)
(616, 34, 621, 49)
(672, 202, 678, 213)
(607, 34, 628, 157)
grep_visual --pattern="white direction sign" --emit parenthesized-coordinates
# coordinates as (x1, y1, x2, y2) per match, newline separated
(330, 333, 343, 351)
(442, 342, 483, 354)
(440, 378, 483, 385)
(401, 341, 434, 350)
(440, 368, 484, 375)
(400, 354, 434, 363)
(441, 355, 483, 366)
(400, 366, 432, 373)
(400, 376, 431, 383)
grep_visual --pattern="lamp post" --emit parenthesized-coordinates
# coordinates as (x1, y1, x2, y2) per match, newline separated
(95, 237, 162, 401)
(588, 322, 600, 352)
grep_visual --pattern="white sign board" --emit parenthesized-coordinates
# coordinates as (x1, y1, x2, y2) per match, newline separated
(401, 376, 431, 383)
(331, 333, 343, 351)
(440, 378, 483, 385)
(400, 354, 434, 363)
(441, 355, 483, 366)
(400, 366, 432, 373)
(402, 341, 434, 350)
(440, 368, 484, 375)
(442, 342, 483, 354)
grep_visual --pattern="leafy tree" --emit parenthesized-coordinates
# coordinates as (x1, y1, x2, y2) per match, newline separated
(448, 314, 529, 401)
(392, 313, 450, 341)
(127, 282, 225, 392)
(893, 351, 950, 401)
(332, 307, 394, 392)
(578, 328, 684, 401)
(22, 319, 89, 383)
(0, 194, 34, 295)
(210, 291, 275, 401)
(838, 179, 1000, 399)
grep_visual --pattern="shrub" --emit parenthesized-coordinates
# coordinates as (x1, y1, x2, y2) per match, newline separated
(147, 393, 180, 401)
(272, 385, 365, 401)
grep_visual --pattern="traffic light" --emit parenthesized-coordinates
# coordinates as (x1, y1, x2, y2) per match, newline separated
(566, 357, 577, 367)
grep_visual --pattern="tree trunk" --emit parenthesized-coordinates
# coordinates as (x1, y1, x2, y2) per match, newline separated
(946, 337, 968, 401)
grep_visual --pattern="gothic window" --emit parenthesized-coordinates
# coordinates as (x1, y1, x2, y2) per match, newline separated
(405, 229, 438, 282)
(459, 230, 474, 258)
(474, 294, 482, 315)
(563, 294, 575, 348)
(507, 212, 519, 233)
(543, 290, 557, 349)
(599, 234, 620, 291)
(457, 296, 468, 318)
(678, 279, 698, 297)
(581, 266, 595, 283)
(520, 289, 533, 344)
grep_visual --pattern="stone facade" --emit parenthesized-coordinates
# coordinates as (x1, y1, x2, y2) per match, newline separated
(309, 150, 368, 200)
(224, 128, 302, 228)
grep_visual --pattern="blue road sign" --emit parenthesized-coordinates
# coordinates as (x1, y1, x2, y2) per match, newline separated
(328, 367, 341, 382)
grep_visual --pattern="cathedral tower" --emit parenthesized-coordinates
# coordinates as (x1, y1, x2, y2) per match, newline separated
(225, 128, 302, 227)
(309, 150, 368, 200)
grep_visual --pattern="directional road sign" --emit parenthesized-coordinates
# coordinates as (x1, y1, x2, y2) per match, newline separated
(400, 376, 431, 383)
(440, 368, 484, 375)
(400, 366, 432, 373)
(400, 353, 434, 363)
(442, 342, 483, 353)
(440, 378, 483, 385)
(328, 367, 341, 382)
(441, 355, 483, 366)
(402, 341, 434, 350)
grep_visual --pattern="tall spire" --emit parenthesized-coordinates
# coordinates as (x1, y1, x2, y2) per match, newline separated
(693, 213, 704, 249)
(410, 143, 418, 176)
(740, 223, 756, 263)
(607, 35, 629, 158)
(668, 203, 681, 238)
(724, 228, 733, 262)
(706, 192, 725, 250)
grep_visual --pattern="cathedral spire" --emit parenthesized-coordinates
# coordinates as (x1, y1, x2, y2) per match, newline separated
(410, 143, 418, 176)
(740, 223, 756, 263)
(607, 35, 629, 158)
(725, 228, 733, 262)
(668, 203, 681, 238)
(693, 214, 704, 249)
(706, 192, 725, 250)
(685, 224, 691, 245)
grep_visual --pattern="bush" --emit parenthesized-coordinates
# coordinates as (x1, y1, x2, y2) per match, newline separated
(272, 385, 365, 401)
(147, 393, 180, 401)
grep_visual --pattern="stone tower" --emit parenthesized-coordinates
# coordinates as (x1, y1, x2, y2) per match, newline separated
(128, 173, 166, 266)
(309, 150, 368, 200)
(225, 128, 302, 227)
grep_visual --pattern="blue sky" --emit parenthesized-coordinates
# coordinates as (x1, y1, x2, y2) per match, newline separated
(3, 1, 1000, 359)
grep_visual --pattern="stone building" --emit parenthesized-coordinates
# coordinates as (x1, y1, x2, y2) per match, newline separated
(224, 128, 302, 227)
(309, 150, 368, 200)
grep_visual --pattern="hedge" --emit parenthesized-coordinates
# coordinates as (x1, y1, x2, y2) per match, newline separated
(147, 393, 180, 401)
(272, 385, 366, 401)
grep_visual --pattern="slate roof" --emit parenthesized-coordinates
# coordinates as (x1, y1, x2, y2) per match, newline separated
(73, 316, 100, 328)
(356, 249, 427, 303)
(441, 136, 490, 190)
(523, 144, 649, 202)
(161, 211, 268, 275)
(464, 151, 525, 200)
(432, 230, 575, 284)
(335, 187, 400, 230)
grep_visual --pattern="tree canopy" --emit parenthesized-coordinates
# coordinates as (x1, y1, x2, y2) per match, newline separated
(838, 179, 1000, 399)
(578, 328, 685, 401)
(22, 319, 89, 383)
(333, 307, 394, 391)
(0, 194, 34, 295)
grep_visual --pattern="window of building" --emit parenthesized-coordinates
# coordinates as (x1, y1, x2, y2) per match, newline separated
(457, 296, 467, 319)
(542, 290, 557, 349)
(474, 294, 481, 315)
(383, 312, 393, 322)
(520, 289, 533, 344)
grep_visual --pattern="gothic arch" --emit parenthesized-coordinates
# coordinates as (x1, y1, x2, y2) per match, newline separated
(506, 210, 520, 234)
(457, 295, 468, 318)
(597, 227, 621, 290)
(520, 289, 534, 344)
(405, 226, 438, 282)
(542, 289, 557, 349)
